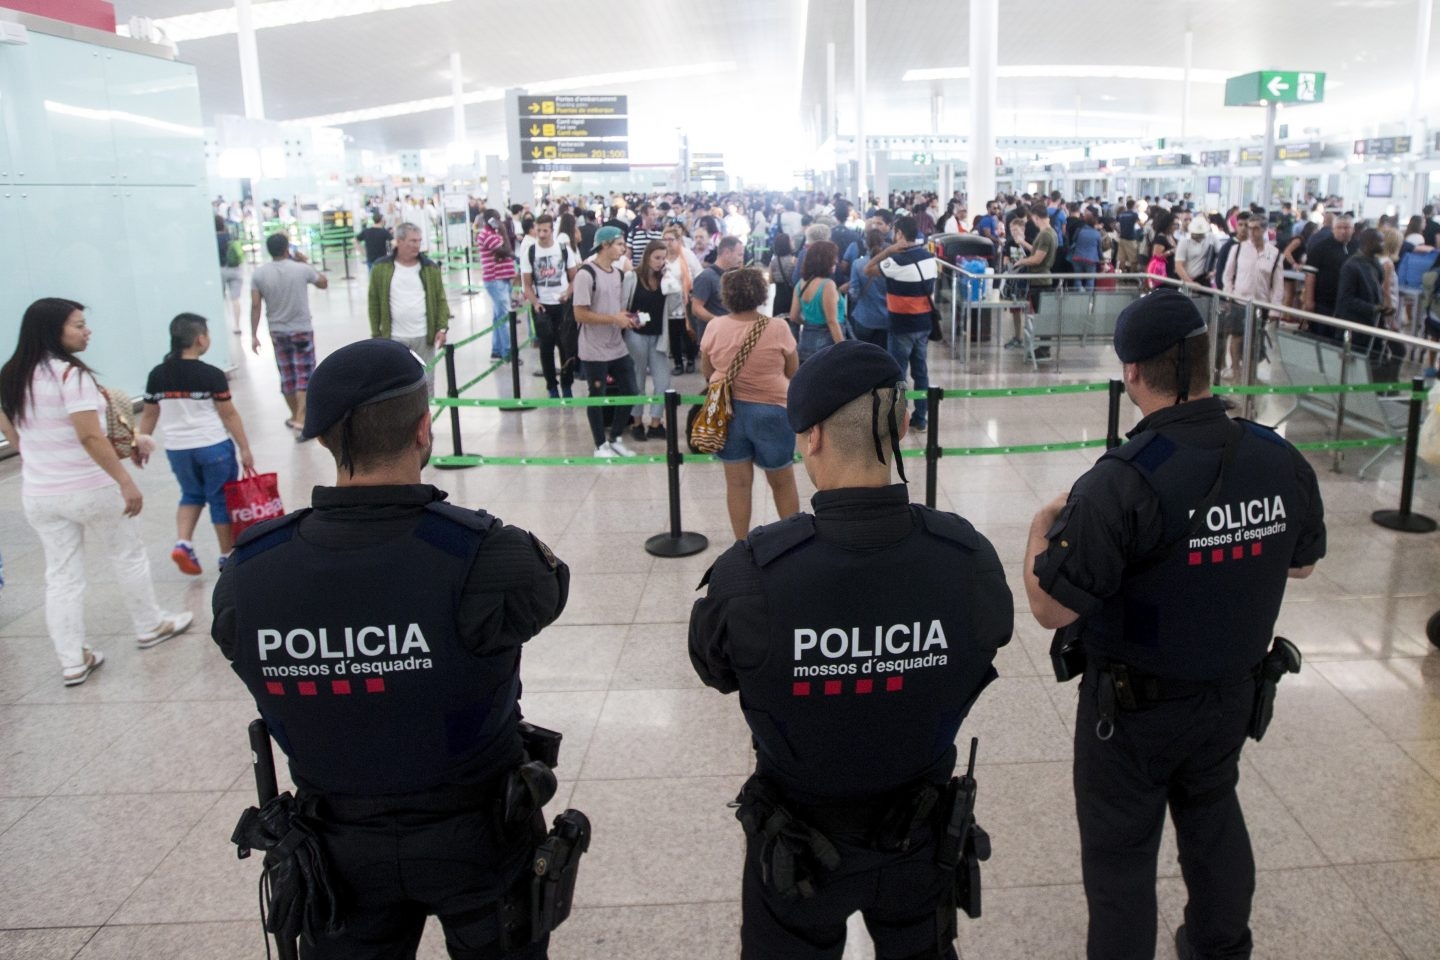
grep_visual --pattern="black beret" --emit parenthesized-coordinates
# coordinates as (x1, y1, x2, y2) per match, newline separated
(301, 339, 427, 439)
(1113, 288, 1207, 362)
(787, 340, 904, 432)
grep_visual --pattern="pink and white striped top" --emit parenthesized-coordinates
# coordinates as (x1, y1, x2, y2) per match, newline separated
(475, 227, 517, 282)
(16, 358, 113, 497)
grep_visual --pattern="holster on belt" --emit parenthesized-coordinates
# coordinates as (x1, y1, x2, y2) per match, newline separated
(230, 792, 344, 955)
(530, 809, 591, 941)
(936, 738, 990, 930)
(1248, 636, 1301, 741)
(733, 776, 843, 901)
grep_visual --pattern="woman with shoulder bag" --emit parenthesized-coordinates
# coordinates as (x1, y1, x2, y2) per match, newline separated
(0, 298, 194, 687)
(769, 233, 799, 334)
(699, 267, 800, 541)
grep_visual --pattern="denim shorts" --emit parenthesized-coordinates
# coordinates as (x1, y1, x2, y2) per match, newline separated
(717, 400, 796, 471)
(165, 439, 238, 525)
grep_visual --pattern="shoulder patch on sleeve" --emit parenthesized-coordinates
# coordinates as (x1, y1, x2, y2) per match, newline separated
(423, 500, 500, 533)
(746, 514, 817, 567)
(1238, 418, 1288, 446)
(911, 505, 980, 549)
(1105, 430, 1174, 475)
(231, 510, 308, 563)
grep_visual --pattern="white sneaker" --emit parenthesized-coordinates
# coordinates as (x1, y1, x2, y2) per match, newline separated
(138, 610, 194, 649)
(63, 649, 105, 687)
(606, 438, 637, 457)
(594, 443, 619, 459)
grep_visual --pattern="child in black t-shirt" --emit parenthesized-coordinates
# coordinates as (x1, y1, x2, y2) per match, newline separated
(137, 314, 253, 575)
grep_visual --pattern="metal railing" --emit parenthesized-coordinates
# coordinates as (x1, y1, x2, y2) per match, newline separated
(934, 261, 1437, 470)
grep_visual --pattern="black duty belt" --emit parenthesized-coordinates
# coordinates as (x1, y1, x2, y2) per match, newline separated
(303, 778, 501, 823)
(1105, 661, 1253, 707)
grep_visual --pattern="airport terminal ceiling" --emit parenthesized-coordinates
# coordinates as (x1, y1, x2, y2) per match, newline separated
(110, 0, 1440, 164)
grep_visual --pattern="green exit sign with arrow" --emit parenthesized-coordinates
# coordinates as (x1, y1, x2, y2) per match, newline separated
(1224, 70, 1325, 107)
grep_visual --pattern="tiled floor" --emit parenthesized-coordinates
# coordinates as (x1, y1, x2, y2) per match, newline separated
(1, 272, 1438, 959)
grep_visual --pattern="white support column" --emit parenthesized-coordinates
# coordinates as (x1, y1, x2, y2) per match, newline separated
(1411, 0, 1434, 205)
(853, 0, 867, 205)
(1260, 101, 1277, 211)
(967, 0, 998, 208)
(872, 151, 888, 208)
(825, 42, 837, 143)
(1181, 30, 1193, 141)
(234, 0, 265, 119)
(503, 87, 532, 206)
(931, 93, 944, 135)
(449, 52, 466, 149)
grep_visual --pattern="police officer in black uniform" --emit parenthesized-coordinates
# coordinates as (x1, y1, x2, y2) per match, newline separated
(1023, 289, 1326, 960)
(689, 340, 1013, 960)
(212, 339, 574, 959)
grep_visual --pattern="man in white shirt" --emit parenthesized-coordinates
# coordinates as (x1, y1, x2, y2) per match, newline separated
(1175, 220, 1217, 289)
(367, 223, 451, 391)
(1221, 217, 1286, 379)
(723, 202, 751, 238)
(521, 214, 579, 398)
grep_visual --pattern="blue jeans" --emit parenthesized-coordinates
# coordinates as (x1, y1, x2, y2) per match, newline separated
(887, 329, 929, 426)
(485, 279, 513, 358)
(624, 331, 671, 419)
(1072, 260, 1098, 290)
(165, 439, 239, 525)
(798, 325, 838, 363)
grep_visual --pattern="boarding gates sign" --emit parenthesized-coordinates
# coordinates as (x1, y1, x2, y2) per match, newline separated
(519, 95, 630, 174)
(1224, 71, 1325, 107)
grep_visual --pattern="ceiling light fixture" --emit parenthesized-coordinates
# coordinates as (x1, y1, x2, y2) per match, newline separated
(136, 0, 458, 44)
(290, 61, 738, 128)
(902, 65, 1233, 84)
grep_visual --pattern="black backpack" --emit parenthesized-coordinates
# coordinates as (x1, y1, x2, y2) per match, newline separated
(1214, 238, 1239, 291)
(558, 262, 592, 372)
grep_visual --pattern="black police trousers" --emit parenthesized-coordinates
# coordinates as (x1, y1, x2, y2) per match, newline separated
(741, 833, 957, 960)
(1074, 668, 1257, 960)
(301, 794, 546, 960)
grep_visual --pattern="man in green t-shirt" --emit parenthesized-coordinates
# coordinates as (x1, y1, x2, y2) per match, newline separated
(1004, 203, 1058, 348)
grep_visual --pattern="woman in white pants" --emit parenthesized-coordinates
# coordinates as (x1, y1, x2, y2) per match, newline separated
(0, 298, 193, 686)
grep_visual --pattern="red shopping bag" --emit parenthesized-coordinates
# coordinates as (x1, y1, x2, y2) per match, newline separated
(224, 468, 285, 537)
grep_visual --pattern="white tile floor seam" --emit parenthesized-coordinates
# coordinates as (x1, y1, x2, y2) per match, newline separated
(1, 276, 1438, 957)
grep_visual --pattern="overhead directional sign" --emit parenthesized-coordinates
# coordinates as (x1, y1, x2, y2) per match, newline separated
(522, 140, 628, 163)
(520, 95, 627, 117)
(516, 93, 630, 174)
(1238, 147, 1266, 165)
(1200, 149, 1231, 166)
(1224, 71, 1325, 107)
(522, 117, 629, 139)
(528, 164, 629, 174)
(1275, 141, 1323, 161)
(1353, 136, 1411, 157)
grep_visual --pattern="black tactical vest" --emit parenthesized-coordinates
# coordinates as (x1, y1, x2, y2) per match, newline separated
(736, 507, 1001, 805)
(228, 502, 521, 795)
(1085, 421, 1303, 681)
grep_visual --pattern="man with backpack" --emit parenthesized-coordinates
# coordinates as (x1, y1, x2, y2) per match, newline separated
(1221, 214, 1286, 380)
(522, 214, 579, 398)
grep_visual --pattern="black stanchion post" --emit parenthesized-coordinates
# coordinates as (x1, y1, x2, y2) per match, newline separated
(1106, 378, 1124, 449)
(1372, 376, 1437, 533)
(434, 343, 475, 471)
(924, 386, 942, 509)
(500, 311, 533, 414)
(646, 390, 709, 558)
